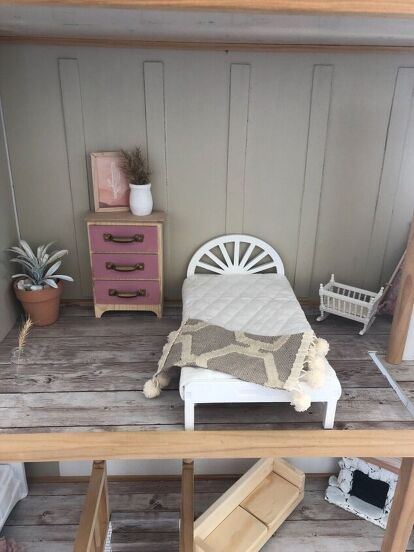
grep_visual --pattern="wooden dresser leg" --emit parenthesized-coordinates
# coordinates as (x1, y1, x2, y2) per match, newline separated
(180, 459, 194, 552)
(382, 458, 414, 552)
(94, 305, 104, 319)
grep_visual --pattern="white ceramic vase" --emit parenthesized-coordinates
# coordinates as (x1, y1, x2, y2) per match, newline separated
(129, 183, 153, 216)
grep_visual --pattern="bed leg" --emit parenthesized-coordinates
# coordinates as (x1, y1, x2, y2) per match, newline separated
(185, 401, 195, 431)
(323, 400, 337, 429)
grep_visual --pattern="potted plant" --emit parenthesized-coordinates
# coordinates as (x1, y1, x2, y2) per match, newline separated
(120, 147, 153, 216)
(8, 240, 74, 326)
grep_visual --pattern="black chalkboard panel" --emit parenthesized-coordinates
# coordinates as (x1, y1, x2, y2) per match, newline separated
(350, 470, 389, 509)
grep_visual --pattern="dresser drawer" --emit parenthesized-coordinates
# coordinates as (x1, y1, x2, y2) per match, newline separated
(89, 224, 158, 253)
(91, 253, 159, 280)
(94, 280, 160, 305)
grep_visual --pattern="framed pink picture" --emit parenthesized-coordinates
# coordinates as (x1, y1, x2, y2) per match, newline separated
(91, 152, 130, 212)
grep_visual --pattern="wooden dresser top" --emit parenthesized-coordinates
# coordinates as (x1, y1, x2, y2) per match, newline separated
(85, 211, 165, 223)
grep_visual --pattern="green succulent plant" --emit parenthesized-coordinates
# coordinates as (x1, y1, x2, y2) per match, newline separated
(8, 240, 74, 289)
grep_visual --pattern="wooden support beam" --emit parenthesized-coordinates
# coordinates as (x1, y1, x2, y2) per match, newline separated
(381, 458, 414, 552)
(74, 460, 109, 552)
(387, 219, 414, 365)
(2, 431, 414, 463)
(180, 459, 194, 552)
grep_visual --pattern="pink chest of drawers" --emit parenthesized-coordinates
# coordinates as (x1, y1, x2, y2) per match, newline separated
(86, 211, 165, 318)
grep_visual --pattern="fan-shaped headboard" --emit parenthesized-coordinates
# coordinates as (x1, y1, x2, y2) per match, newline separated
(187, 234, 285, 277)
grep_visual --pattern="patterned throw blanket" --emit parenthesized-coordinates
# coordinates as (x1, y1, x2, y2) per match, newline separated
(144, 319, 329, 412)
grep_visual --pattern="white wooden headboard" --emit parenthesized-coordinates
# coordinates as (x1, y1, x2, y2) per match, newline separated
(187, 234, 285, 277)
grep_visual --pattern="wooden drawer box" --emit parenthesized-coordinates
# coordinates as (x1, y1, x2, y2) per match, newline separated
(91, 253, 159, 280)
(94, 280, 161, 305)
(89, 224, 158, 253)
(86, 211, 165, 318)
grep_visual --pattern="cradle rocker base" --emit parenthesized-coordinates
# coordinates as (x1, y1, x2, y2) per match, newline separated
(194, 458, 304, 552)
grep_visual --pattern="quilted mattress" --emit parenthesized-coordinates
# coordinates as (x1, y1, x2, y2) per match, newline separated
(180, 274, 340, 395)
(182, 273, 311, 335)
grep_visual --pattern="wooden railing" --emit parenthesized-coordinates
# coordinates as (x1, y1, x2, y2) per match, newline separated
(1, 432, 414, 551)
(74, 460, 109, 552)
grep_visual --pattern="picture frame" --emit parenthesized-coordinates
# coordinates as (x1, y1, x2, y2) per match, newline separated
(325, 457, 398, 528)
(90, 152, 130, 212)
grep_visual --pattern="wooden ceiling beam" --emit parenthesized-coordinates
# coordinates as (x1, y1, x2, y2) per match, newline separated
(2, 0, 414, 17)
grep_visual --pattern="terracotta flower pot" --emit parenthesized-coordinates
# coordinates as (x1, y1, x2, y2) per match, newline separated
(14, 281, 64, 326)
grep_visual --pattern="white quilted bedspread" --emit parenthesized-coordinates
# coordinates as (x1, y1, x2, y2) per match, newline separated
(180, 274, 340, 400)
(182, 274, 311, 336)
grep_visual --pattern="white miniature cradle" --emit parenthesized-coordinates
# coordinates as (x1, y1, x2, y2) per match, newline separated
(318, 274, 384, 335)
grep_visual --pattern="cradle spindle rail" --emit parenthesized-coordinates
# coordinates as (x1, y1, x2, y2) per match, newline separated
(74, 460, 110, 552)
(317, 274, 384, 335)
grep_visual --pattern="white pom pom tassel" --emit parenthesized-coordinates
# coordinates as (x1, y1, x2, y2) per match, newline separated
(157, 372, 171, 389)
(291, 390, 311, 412)
(315, 338, 329, 357)
(309, 356, 326, 372)
(306, 368, 325, 388)
(306, 354, 326, 389)
(143, 377, 161, 399)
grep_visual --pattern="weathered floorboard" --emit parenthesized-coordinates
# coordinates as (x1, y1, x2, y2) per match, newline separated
(0, 387, 411, 431)
(4, 477, 413, 552)
(0, 360, 385, 393)
(0, 305, 411, 433)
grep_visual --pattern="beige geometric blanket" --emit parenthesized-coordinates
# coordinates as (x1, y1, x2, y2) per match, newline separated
(144, 319, 329, 412)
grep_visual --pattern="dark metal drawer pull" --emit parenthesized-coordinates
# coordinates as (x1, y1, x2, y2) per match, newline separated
(106, 262, 144, 272)
(108, 289, 146, 298)
(103, 233, 144, 244)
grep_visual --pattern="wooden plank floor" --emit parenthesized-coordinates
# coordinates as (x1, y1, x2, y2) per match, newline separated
(376, 355, 414, 412)
(0, 305, 413, 433)
(2, 476, 414, 551)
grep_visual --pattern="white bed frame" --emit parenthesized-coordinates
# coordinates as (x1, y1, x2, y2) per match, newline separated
(187, 234, 285, 277)
(180, 234, 342, 430)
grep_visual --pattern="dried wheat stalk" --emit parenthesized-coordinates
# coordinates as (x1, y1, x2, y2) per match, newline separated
(17, 316, 33, 354)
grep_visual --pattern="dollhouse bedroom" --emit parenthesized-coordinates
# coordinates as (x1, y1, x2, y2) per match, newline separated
(1, 1, 414, 551)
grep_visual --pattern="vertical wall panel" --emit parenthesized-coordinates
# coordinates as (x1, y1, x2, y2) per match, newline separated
(77, 49, 147, 153)
(2, 45, 414, 299)
(381, 80, 414, 283)
(0, 98, 19, 340)
(294, 65, 333, 297)
(311, 57, 398, 293)
(59, 58, 91, 297)
(243, 56, 312, 279)
(143, 61, 170, 288)
(225, 63, 250, 233)
(0, 46, 80, 299)
(164, 53, 228, 298)
(365, 68, 414, 288)
(144, 61, 168, 213)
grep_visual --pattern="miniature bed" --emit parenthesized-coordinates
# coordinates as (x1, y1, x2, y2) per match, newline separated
(179, 234, 342, 429)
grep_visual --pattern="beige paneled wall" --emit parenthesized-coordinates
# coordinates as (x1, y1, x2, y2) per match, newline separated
(0, 45, 413, 300)
(0, 100, 19, 340)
